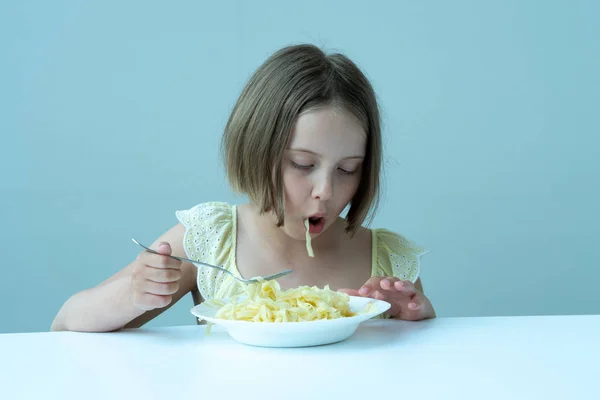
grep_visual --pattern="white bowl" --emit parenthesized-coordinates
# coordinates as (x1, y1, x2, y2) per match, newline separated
(190, 295, 391, 348)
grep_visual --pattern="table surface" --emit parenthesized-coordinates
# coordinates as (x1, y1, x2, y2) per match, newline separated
(1, 315, 598, 400)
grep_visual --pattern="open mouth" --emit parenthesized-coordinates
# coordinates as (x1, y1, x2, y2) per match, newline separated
(307, 216, 325, 234)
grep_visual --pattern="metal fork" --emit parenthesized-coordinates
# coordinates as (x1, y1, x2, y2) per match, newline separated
(131, 238, 292, 284)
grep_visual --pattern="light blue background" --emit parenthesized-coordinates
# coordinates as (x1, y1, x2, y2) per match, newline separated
(2, 1, 599, 333)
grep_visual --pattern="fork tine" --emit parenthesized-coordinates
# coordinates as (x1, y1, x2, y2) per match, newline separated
(238, 269, 293, 284)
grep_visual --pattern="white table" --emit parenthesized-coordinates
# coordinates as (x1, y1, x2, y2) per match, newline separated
(1, 315, 598, 399)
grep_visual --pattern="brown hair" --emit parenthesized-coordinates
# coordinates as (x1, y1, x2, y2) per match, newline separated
(221, 44, 382, 234)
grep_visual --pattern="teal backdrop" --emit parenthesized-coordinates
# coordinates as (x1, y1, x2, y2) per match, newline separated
(2, 1, 599, 333)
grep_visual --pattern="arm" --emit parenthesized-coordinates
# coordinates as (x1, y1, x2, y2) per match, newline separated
(50, 223, 198, 332)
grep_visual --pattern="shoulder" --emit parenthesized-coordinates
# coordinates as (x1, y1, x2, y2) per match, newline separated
(175, 201, 238, 301)
(371, 228, 428, 283)
(175, 201, 235, 229)
(174, 201, 236, 264)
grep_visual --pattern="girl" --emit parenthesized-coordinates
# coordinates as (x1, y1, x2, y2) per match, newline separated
(51, 44, 435, 332)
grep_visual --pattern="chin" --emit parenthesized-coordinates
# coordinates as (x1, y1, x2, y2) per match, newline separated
(282, 226, 310, 242)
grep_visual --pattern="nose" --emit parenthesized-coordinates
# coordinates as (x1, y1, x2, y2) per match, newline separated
(312, 171, 333, 201)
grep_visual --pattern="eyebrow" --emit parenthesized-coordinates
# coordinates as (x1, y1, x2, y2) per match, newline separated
(287, 148, 365, 160)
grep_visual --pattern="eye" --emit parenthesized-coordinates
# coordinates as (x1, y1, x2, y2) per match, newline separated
(337, 167, 357, 175)
(292, 161, 313, 170)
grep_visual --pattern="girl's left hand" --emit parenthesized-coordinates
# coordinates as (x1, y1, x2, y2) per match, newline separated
(338, 277, 436, 321)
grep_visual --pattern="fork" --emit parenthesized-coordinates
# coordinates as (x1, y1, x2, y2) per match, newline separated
(131, 238, 292, 284)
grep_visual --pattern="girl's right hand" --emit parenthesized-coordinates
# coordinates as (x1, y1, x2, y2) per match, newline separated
(131, 242, 183, 311)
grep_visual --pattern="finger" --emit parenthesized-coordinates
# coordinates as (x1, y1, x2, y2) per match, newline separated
(133, 293, 172, 310)
(358, 276, 385, 296)
(145, 266, 182, 283)
(407, 298, 421, 311)
(402, 296, 433, 321)
(380, 277, 401, 291)
(337, 288, 360, 296)
(141, 279, 180, 296)
(394, 280, 418, 296)
(138, 251, 180, 270)
(156, 242, 172, 255)
(371, 290, 386, 301)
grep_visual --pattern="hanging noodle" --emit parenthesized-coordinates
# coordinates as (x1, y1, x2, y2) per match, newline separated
(304, 219, 314, 257)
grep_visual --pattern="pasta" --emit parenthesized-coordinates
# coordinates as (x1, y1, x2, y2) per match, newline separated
(304, 219, 314, 257)
(205, 279, 376, 323)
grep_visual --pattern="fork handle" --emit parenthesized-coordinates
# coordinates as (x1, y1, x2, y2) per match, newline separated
(134, 240, 230, 275)
(131, 238, 291, 283)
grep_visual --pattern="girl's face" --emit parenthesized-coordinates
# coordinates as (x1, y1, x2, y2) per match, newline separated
(280, 105, 366, 241)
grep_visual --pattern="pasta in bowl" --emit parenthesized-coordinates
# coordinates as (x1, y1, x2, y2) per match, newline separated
(190, 279, 391, 347)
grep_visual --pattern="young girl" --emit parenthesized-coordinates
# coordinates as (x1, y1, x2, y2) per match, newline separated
(51, 44, 436, 332)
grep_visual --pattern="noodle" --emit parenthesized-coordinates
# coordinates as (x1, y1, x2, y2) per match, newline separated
(304, 219, 314, 257)
(205, 279, 376, 323)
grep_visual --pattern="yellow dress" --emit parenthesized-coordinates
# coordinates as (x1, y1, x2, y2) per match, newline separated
(176, 202, 428, 302)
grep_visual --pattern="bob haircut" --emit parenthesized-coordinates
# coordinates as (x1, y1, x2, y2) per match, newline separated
(221, 44, 382, 235)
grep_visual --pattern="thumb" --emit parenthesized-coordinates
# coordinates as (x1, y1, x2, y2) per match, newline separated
(156, 242, 172, 255)
(337, 288, 360, 296)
